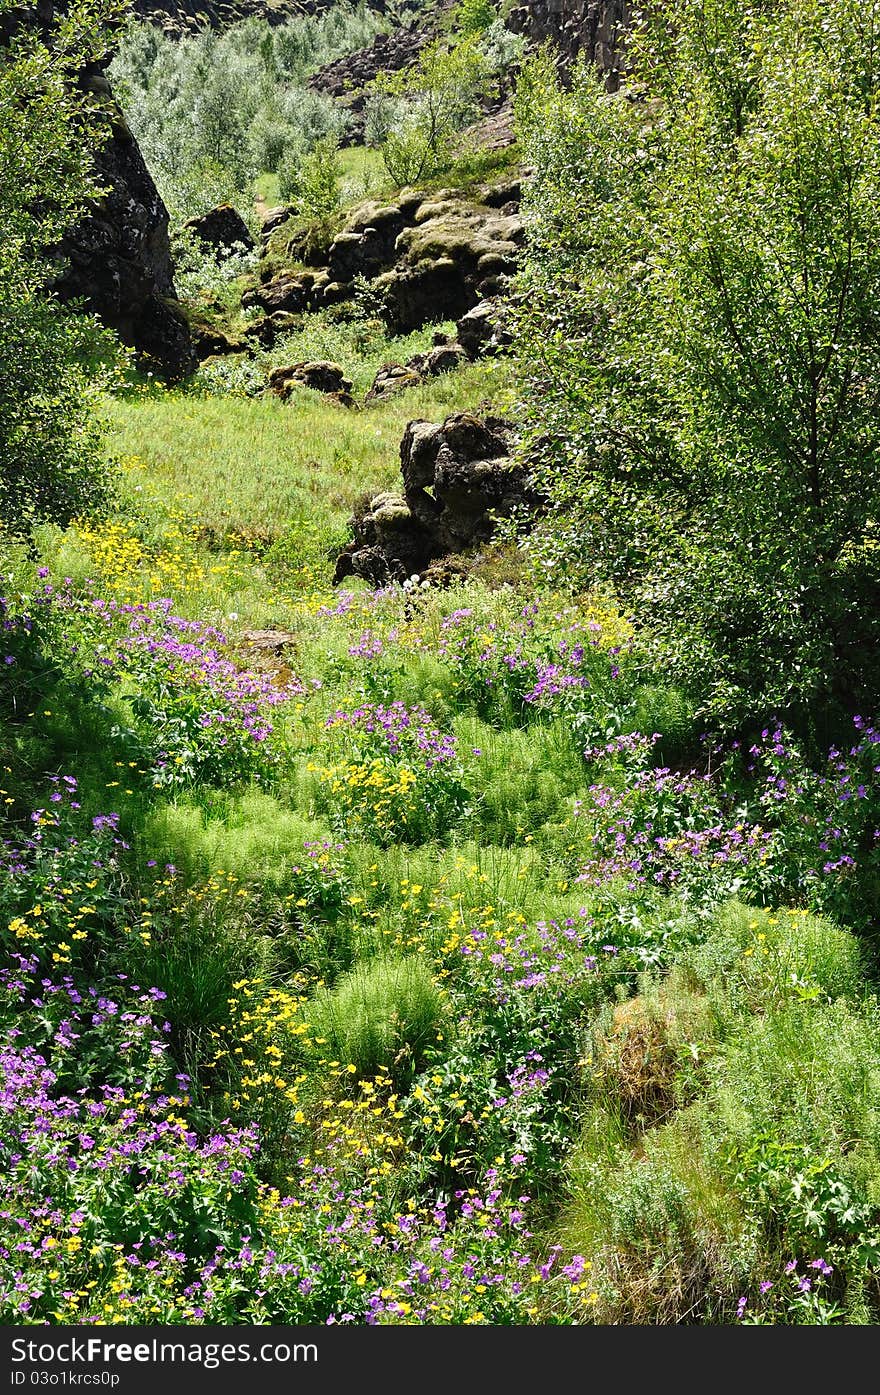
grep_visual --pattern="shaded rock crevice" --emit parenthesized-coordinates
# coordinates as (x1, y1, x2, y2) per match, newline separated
(54, 88, 195, 379)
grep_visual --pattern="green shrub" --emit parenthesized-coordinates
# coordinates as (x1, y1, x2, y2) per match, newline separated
(143, 792, 334, 892)
(305, 955, 446, 1082)
(515, 0, 880, 728)
(628, 685, 699, 766)
(454, 718, 584, 844)
(1, 0, 119, 535)
(278, 134, 342, 216)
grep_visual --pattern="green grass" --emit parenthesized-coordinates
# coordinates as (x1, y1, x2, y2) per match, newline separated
(252, 141, 518, 222)
(13, 253, 880, 1325)
(305, 953, 446, 1082)
(105, 357, 510, 542)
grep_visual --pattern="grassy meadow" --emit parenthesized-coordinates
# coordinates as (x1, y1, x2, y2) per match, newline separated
(5, 0, 880, 1318)
(5, 315, 880, 1325)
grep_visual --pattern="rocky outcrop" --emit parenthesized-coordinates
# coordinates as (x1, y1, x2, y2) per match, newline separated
(269, 360, 355, 407)
(456, 299, 513, 359)
(327, 201, 406, 282)
(307, 25, 432, 145)
(183, 204, 254, 258)
(242, 269, 315, 314)
(334, 412, 543, 584)
(3, 4, 194, 378)
(266, 188, 525, 335)
(364, 363, 424, 403)
(244, 310, 303, 348)
(459, 103, 516, 152)
(190, 321, 248, 359)
(508, 0, 631, 81)
(54, 81, 195, 379)
(377, 199, 522, 333)
(364, 339, 466, 403)
(259, 205, 297, 245)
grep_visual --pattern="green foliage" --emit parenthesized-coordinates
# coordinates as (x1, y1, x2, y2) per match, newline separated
(451, 0, 499, 37)
(142, 792, 335, 892)
(278, 133, 343, 217)
(367, 34, 492, 185)
(454, 717, 583, 844)
(515, 0, 880, 730)
(171, 227, 258, 305)
(559, 897, 880, 1323)
(680, 902, 865, 1013)
(0, 0, 119, 534)
(305, 954, 445, 1082)
(108, 6, 383, 222)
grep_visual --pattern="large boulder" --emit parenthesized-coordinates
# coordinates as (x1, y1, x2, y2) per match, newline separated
(369, 202, 523, 334)
(327, 203, 406, 282)
(269, 361, 355, 406)
(334, 412, 543, 584)
(242, 270, 315, 314)
(244, 310, 303, 348)
(53, 81, 195, 379)
(308, 191, 523, 332)
(364, 362, 423, 404)
(371, 258, 474, 337)
(259, 204, 296, 244)
(364, 342, 466, 403)
(190, 321, 249, 359)
(456, 300, 513, 359)
(183, 204, 254, 259)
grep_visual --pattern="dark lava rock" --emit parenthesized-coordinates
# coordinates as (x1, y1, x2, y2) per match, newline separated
(259, 204, 296, 243)
(507, 0, 630, 80)
(456, 300, 513, 359)
(364, 363, 423, 404)
(242, 271, 315, 314)
(327, 203, 406, 283)
(479, 178, 522, 210)
(244, 310, 303, 348)
(183, 205, 254, 258)
(190, 322, 249, 359)
(370, 204, 523, 334)
(372, 259, 475, 337)
(54, 97, 195, 379)
(334, 412, 543, 584)
(364, 342, 466, 404)
(408, 343, 467, 377)
(308, 25, 431, 144)
(269, 360, 354, 404)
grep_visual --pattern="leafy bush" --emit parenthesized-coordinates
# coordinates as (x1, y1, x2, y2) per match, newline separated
(515, 0, 880, 729)
(0, 0, 118, 535)
(278, 133, 342, 216)
(367, 34, 492, 185)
